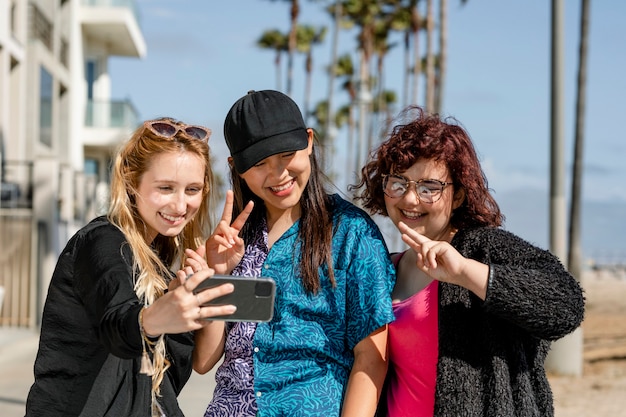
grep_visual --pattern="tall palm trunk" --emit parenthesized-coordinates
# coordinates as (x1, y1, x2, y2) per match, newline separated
(286, 0, 300, 96)
(357, 48, 371, 174)
(424, 0, 435, 112)
(568, 0, 590, 282)
(276, 55, 283, 91)
(435, 0, 448, 113)
(325, 1, 342, 167)
(546, 0, 583, 378)
(410, 2, 421, 106)
(402, 31, 410, 107)
(304, 52, 313, 124)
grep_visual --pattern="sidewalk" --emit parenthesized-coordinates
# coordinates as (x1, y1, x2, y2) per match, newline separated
(0, 327, 217, 417)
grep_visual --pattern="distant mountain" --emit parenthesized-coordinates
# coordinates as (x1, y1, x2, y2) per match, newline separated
(496, 189, 626, 266)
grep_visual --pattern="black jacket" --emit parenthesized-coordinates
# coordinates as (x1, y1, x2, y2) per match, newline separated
(378, 227, 585, 417)
(25, 217, 194, 417)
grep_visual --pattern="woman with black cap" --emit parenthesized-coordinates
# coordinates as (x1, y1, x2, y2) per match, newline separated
(192, 90, 396, 417)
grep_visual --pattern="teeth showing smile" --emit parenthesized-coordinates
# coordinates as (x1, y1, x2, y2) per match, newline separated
(401, 210, 423, 220)
(270, 180, 294, 192)
(161, 213, 184, 222)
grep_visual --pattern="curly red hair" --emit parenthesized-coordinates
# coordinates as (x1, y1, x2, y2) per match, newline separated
(351, 106, 503, 229)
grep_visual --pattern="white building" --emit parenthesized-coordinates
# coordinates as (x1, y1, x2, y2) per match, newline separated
(0, 0, 146, 327)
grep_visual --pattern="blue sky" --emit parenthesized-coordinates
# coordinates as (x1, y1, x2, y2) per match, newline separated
(111, 1, 626, 260)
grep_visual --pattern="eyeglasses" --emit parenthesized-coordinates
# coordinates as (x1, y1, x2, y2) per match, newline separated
(144, 120, 211, 142)
(382, 174, 453, 203)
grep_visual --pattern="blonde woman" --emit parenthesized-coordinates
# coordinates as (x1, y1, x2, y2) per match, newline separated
(26, 119, 248, 417)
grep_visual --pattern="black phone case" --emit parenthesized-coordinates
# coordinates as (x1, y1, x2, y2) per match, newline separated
(193, 275, 276, 322)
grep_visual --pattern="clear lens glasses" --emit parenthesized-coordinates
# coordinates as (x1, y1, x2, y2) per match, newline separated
(382, 174, 453, 204)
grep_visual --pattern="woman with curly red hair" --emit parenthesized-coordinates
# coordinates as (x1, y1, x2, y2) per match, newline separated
(352, 106, 585, 417)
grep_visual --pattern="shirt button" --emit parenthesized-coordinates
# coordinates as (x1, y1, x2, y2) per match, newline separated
(256, 391, 262, 397)
(254, 347, 259, 352)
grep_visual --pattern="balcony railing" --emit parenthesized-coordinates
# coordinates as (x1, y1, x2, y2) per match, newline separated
(85, 99, 139, 130)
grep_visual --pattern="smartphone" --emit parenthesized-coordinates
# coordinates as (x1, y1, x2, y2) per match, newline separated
(193, 274, 276, 322)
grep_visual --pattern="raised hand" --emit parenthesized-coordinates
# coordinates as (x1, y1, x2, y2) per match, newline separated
(398, 221, 489, 299)
(205, 190, 254, 274)
(398, 221, 464, 281)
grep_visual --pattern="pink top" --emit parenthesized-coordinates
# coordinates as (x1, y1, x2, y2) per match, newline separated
(386, 253, 439, 417)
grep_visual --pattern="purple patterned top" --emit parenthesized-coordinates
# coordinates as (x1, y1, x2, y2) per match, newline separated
(203, 219, 268, 417)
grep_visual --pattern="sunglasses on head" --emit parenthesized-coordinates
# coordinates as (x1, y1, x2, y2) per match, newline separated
(144, 119, 211, 142)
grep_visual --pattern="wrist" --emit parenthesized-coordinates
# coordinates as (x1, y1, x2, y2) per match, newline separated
(139, 306, 160, 339)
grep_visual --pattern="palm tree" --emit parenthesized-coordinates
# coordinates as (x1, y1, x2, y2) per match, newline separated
(308, 99, 333, 169)
(296, 24, 328, 124)
(424, 0, 435, 112)
(323, 1, 343, 169)
(257, 29, 288, 91)
(434, 0, 447, 113)
(371, 17, 398, 149)
(265, 0, 301, 96)
(339, 0, 388, 171)
(372, 89, 398, 132)
(435, 0, 469, 113)
(387, 3, 416, 108)
(409, 0, 423, 106)
(333, 53, 357, 176)
(568, 0, 590, 283)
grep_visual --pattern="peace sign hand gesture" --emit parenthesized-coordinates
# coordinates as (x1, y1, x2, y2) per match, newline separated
(398, 221, 489, 300)
(205, 190, 254, 274)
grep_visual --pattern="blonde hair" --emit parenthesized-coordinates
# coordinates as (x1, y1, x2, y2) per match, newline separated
(107, 118, 214, 396)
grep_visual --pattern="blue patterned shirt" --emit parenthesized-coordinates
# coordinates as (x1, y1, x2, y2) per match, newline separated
(205, 194, 395, 417)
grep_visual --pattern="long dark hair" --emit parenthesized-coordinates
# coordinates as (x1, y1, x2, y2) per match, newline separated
(230, 133, 335, 293)
(352, 106, 503, 229)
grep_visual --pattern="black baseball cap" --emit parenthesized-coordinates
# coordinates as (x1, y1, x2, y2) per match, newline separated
(224, 90, 309, 173)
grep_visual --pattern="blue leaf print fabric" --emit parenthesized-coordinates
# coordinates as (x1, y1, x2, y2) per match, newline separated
(204, 194, 395, 417)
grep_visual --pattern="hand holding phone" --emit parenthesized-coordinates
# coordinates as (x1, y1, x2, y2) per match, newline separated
(193, 275, 276, 322)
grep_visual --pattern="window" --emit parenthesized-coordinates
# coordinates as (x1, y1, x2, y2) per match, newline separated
(40, 66, 53, 147)
(85, 60, 96, 100)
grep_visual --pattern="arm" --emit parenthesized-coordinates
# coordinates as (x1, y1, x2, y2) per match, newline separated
(74, 224, 144, 357)
(185, 190, 253, 373)
(462, 227, 585, 339)
(75, 222, 237, 358)
(399, 222, 584, 338)
(193, 322, 226, 374)
(341, 325, 389, 417)
(482, 232, 585, 339)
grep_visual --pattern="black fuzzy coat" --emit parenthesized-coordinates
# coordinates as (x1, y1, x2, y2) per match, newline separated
(380, 227, 585, 417)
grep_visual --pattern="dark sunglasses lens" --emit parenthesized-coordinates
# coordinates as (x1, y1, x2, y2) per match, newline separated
(184, 127, 208, 140)
(150, 122, 177, 137)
